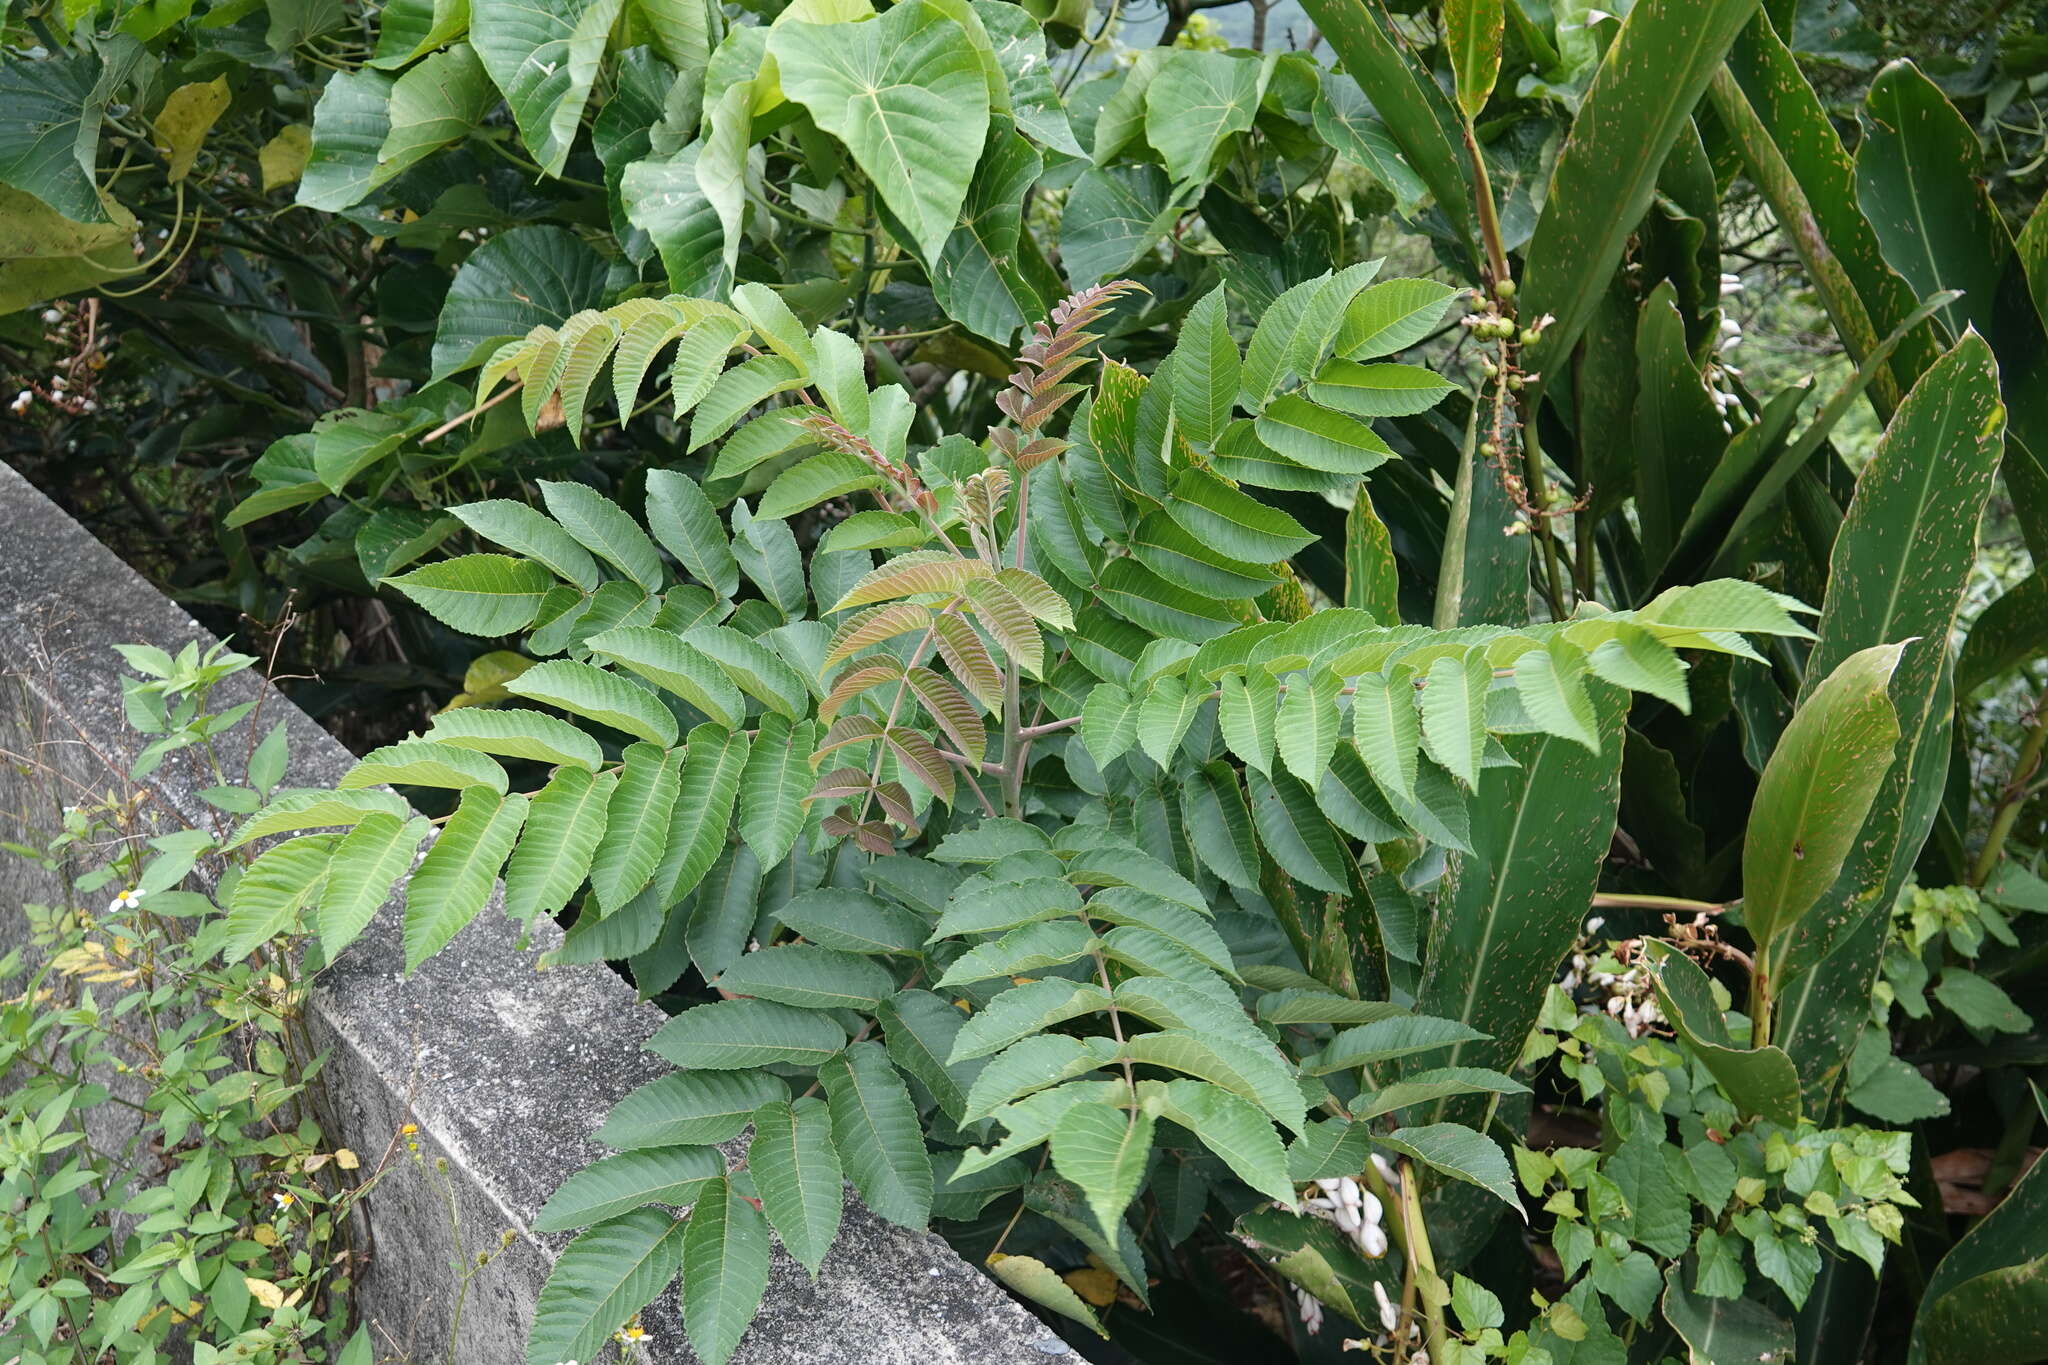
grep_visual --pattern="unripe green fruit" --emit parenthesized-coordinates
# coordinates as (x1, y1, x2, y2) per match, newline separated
(1493, 278, 1517, 300)
(1520, 328, 1540, 347)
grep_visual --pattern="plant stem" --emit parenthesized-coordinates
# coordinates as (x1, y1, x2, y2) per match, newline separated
(1972, 687, 2048, 887)
(1397, 1161, 1449, 1365)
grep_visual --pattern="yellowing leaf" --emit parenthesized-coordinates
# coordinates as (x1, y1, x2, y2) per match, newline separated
(1063, 1266, 1120, 1307)
(260, 125, 313, 190)
(156, 78, 232, 183)
(245, 1276, 287, 1311)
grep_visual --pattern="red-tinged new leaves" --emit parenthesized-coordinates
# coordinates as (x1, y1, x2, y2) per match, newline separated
(821, 662, 906, 722)
(815, 715, 885, 761)
(885, 726, 956, 803)
(832, 552, 993, 611)
(933, 612, 1002, 709)
(809, 767, 875, 802)
(873, 781, 920, 831)
(826, 602, 934, 665)
(904, 667, 987, 765)
(963, 578, 1045, 677)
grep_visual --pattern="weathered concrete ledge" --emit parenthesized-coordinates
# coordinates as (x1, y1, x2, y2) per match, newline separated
(0, 462, 1068, 1364)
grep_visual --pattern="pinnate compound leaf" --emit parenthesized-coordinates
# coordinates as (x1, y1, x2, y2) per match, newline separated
(714, 944, 898, 1011)
(506, 659, 680, 747)
(342, 740, 509, 794)
(227, 789, 410, 848)
(1051, 1102, 1155, 1237)
(383, 555, 558, 636)
(647, 998, 847, 1070)
(534, 1146, 723, 1233)
(450, 499, 601, 589)
(317, 813, 431, 958)
(587, 626, 746, 729)
(749, 1098, 844, 1278)
(524, 1208, 686, 1365)
(819, 1041, 933, 1228)
(1118, 1030, 1305, 1133)
(1148, 1078, 1294, 1207)
(598, 1070, 791, 1150)
(645, 469, 740, 599)
(680, 1175, 773, 1365)
(503, 767, 615, 925)
(1375, 1122, 1521, 1211)
(403, 788, 528, 970)
(589, 743, 682, 911)
(985, 1254, 1106, 1337)
(426, 706, 604, 770)
(950, 979, 1111, 1062)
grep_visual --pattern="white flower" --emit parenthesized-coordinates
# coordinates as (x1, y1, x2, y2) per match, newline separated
(1359, 1222, 1389, 1258)
(1373, 1279, 1399, 1332)
(107, 888, 143, 913)
(1296, 1287, 1324, 1335)
(273, 1191, 295, 1208)
(41, 308, 61, 324)
(1720, 272, 1745, 296)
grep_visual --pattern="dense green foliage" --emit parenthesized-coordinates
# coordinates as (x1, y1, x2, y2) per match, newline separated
(5, 0, 2048, 1362)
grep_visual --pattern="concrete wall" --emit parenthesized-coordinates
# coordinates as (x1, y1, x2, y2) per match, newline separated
(0, 462, 1067, 1364)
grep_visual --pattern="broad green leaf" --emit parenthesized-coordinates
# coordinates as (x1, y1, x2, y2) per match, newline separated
(1742, 644, 1904, 955)
(506, 659, 680, 746)
(1135, 675, 1201, 767)
(770, 0, 991, 260)
(1146, 1079, 1293, 1207)
(1119, 1030, 1305, 1133)
(950, 979, 1111, 1061)
(1309, 1015, 1491, 1073)
(934, 120, 1045, 343)
(341, 740, 509, 794)
(1350, 1067, 1526, 1123)
(383, 555, 558, 637)
(714, 943, 898, 1010)
(598, 1070, 791, 1149)
(1095, 558, 1241, 643)
(470, 0, 623, 176)
(774, 887, 927, 955)
(378, 44, 494, 181)
(1277, 670, 1345, 785)
(503, 766, 615, 925)
(682, 625, 810, 718)
(1513, 637, 1601, 752)
(1239, 263, 1383, 410)
(819, 1041, 933, 1227)
(758, 451, 887, 520)
(877, 988, 985, 1123)
(402, 788, 527, 969)
(1060, 163, 1177, 285)
(1311, 72, 1429, 215)
(737, 713, 816, 868)
(1166, 468, 1315, 562)
(1051, 1102, 1154, 1237)
(932, 875, 1085, 939)
(620, 147, 724, 299)
(523, 1208, 686, 1365)
(1644, 941, 1799, 1126)
(1179, 763, 1261, 890)
(533, 1147, 722, 1233)
(425, 707, 603, 770)
(317, 813, 431, 957)
(647, 998, 848, 1069)
(297, 67, 395, 212)
(1144, 49, 1264, 184)
(1663, 1267, 1795, 1365)
(963, 1035, 1121, 1123)
(937, 921, 1096, 987)
(1910, 1151, 2048, 1365)
(1298, 0, 1474, 258)
(749, 1098, 843, 1278)
(680, 1175, 772, 1365)
(656, 723, 753, 902)
(539, 480, 665, 593)
(431, 226, 608, 381)
(1219, 670, 1279, 774)
(1351, 669, 1420, 802)
(590, 743, 683, 910)
(1248, 768, 1349, 894)
(1253, 397, 1393, 475)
